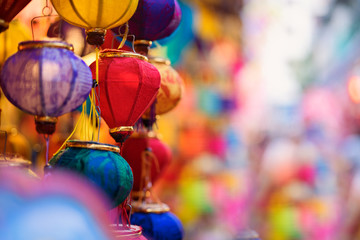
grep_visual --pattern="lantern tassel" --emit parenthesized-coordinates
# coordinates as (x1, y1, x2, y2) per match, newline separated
(52, 107, 85, 156)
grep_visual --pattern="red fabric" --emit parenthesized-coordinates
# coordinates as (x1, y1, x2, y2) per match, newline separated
(90, 49, 160, 128)
(0, 0, 31, 22)
(121, 135, 172, 191)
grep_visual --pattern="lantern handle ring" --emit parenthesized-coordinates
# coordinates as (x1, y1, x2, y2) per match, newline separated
(42, 6, 53, 16)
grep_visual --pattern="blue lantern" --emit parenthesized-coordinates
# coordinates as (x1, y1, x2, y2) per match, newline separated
(0, 41, 92, 134)
(131, 211, 184, 240)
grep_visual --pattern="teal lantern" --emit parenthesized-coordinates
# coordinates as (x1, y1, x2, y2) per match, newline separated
(49, 141, 133, 208)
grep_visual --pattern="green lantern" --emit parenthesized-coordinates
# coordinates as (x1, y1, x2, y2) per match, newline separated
(49, 140, 133, 207)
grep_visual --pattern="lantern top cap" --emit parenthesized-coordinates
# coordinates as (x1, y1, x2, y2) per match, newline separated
(100, 49, 148, 61)
(149, 57, 171, 66)
(131, 200, 170, 213)
(65, 140, 120, 153)
(18, 41, 74, 52)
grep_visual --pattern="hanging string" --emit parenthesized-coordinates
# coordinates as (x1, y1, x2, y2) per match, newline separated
(44, 135, 50, 165)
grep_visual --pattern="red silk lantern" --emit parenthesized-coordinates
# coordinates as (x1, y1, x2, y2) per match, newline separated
(89, 50, 160, 143)
(0, 0, 31, 33)
(121, 132, 172, 192)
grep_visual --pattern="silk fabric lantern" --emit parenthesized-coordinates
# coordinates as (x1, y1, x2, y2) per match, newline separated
(126, 0, 181, 41)
(49, 141, 133, 208)
(50, 0, 139, 45)
(122, 0, 181, 56)
(0, 41, 92, 135)
(89, 50, 160, 143)
(0, 0, 31, 33)
(143, 57, 184, 121)
(131, 212, 184, 240)
(121, 132, 171, 192)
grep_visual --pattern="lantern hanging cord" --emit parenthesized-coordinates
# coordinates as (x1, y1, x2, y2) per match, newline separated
(44, 135, 49, 165)
(53, 109, 84, 156)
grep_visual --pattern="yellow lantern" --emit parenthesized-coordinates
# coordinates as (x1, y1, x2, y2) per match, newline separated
(0, 20, 31, 67)
(50, 0, 139, 45)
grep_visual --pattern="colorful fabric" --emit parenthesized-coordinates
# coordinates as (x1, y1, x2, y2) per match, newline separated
(116, 0, 181, 41)
(0, 41, 92, 117)
(49, 144, 133, 208)
(90, 49, 160, 128)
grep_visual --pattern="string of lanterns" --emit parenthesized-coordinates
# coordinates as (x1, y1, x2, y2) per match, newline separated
(0, 0, 185, 239)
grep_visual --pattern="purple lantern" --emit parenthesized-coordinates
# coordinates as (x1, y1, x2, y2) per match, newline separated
(112, 0, 182, 56)
(0, 41, 92, 134)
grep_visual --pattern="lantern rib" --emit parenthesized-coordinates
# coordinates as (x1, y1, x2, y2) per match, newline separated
(68, 0, 91, 28)
(95, 0, 103, 27)
(103, 0, 134, 29)
(38, 51, 47, 116)
(6, 1, 19, 20)
(125, 60, 143, 125)
(104, 58, 117, 125)
(53, 51, 77, 116)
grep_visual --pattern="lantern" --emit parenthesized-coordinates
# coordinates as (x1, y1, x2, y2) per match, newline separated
(121, 132, 171, 192)
(0, 41, 92, 135)
(143, 57, 184, 123)
(0, 0, 31, 33)
(121, 0, 181, 55)
(0, 20, 30, 67)
(50, 0, 139, 45)
(126, 0, 181, 41)
(89, 50, 160, 143)
(49, 140, 133, 208)
(131, 212, 184, 240)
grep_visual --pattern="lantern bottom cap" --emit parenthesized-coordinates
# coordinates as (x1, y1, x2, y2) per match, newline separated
(109, 126, 134, 143)
(34, 116, 58, 135)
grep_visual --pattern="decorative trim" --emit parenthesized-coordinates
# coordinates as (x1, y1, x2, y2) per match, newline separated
(134, 40, 152, 46)
(131, 201, 170, 213)
(110, 224, 143, 238)
(100, 51, 148, 61)
(18, 41, 74, 52)
(109, 126, 134, 133)
(34, 116, 58, 124)
(66, 140, 120, 153)
(149, 57, 171, 66)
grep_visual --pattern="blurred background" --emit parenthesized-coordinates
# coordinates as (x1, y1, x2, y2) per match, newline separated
(3, 0, 360, 239)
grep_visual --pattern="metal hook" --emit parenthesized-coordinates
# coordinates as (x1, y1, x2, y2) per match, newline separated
(30, 1, 56, 40)
(110, 23, 136, 52)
